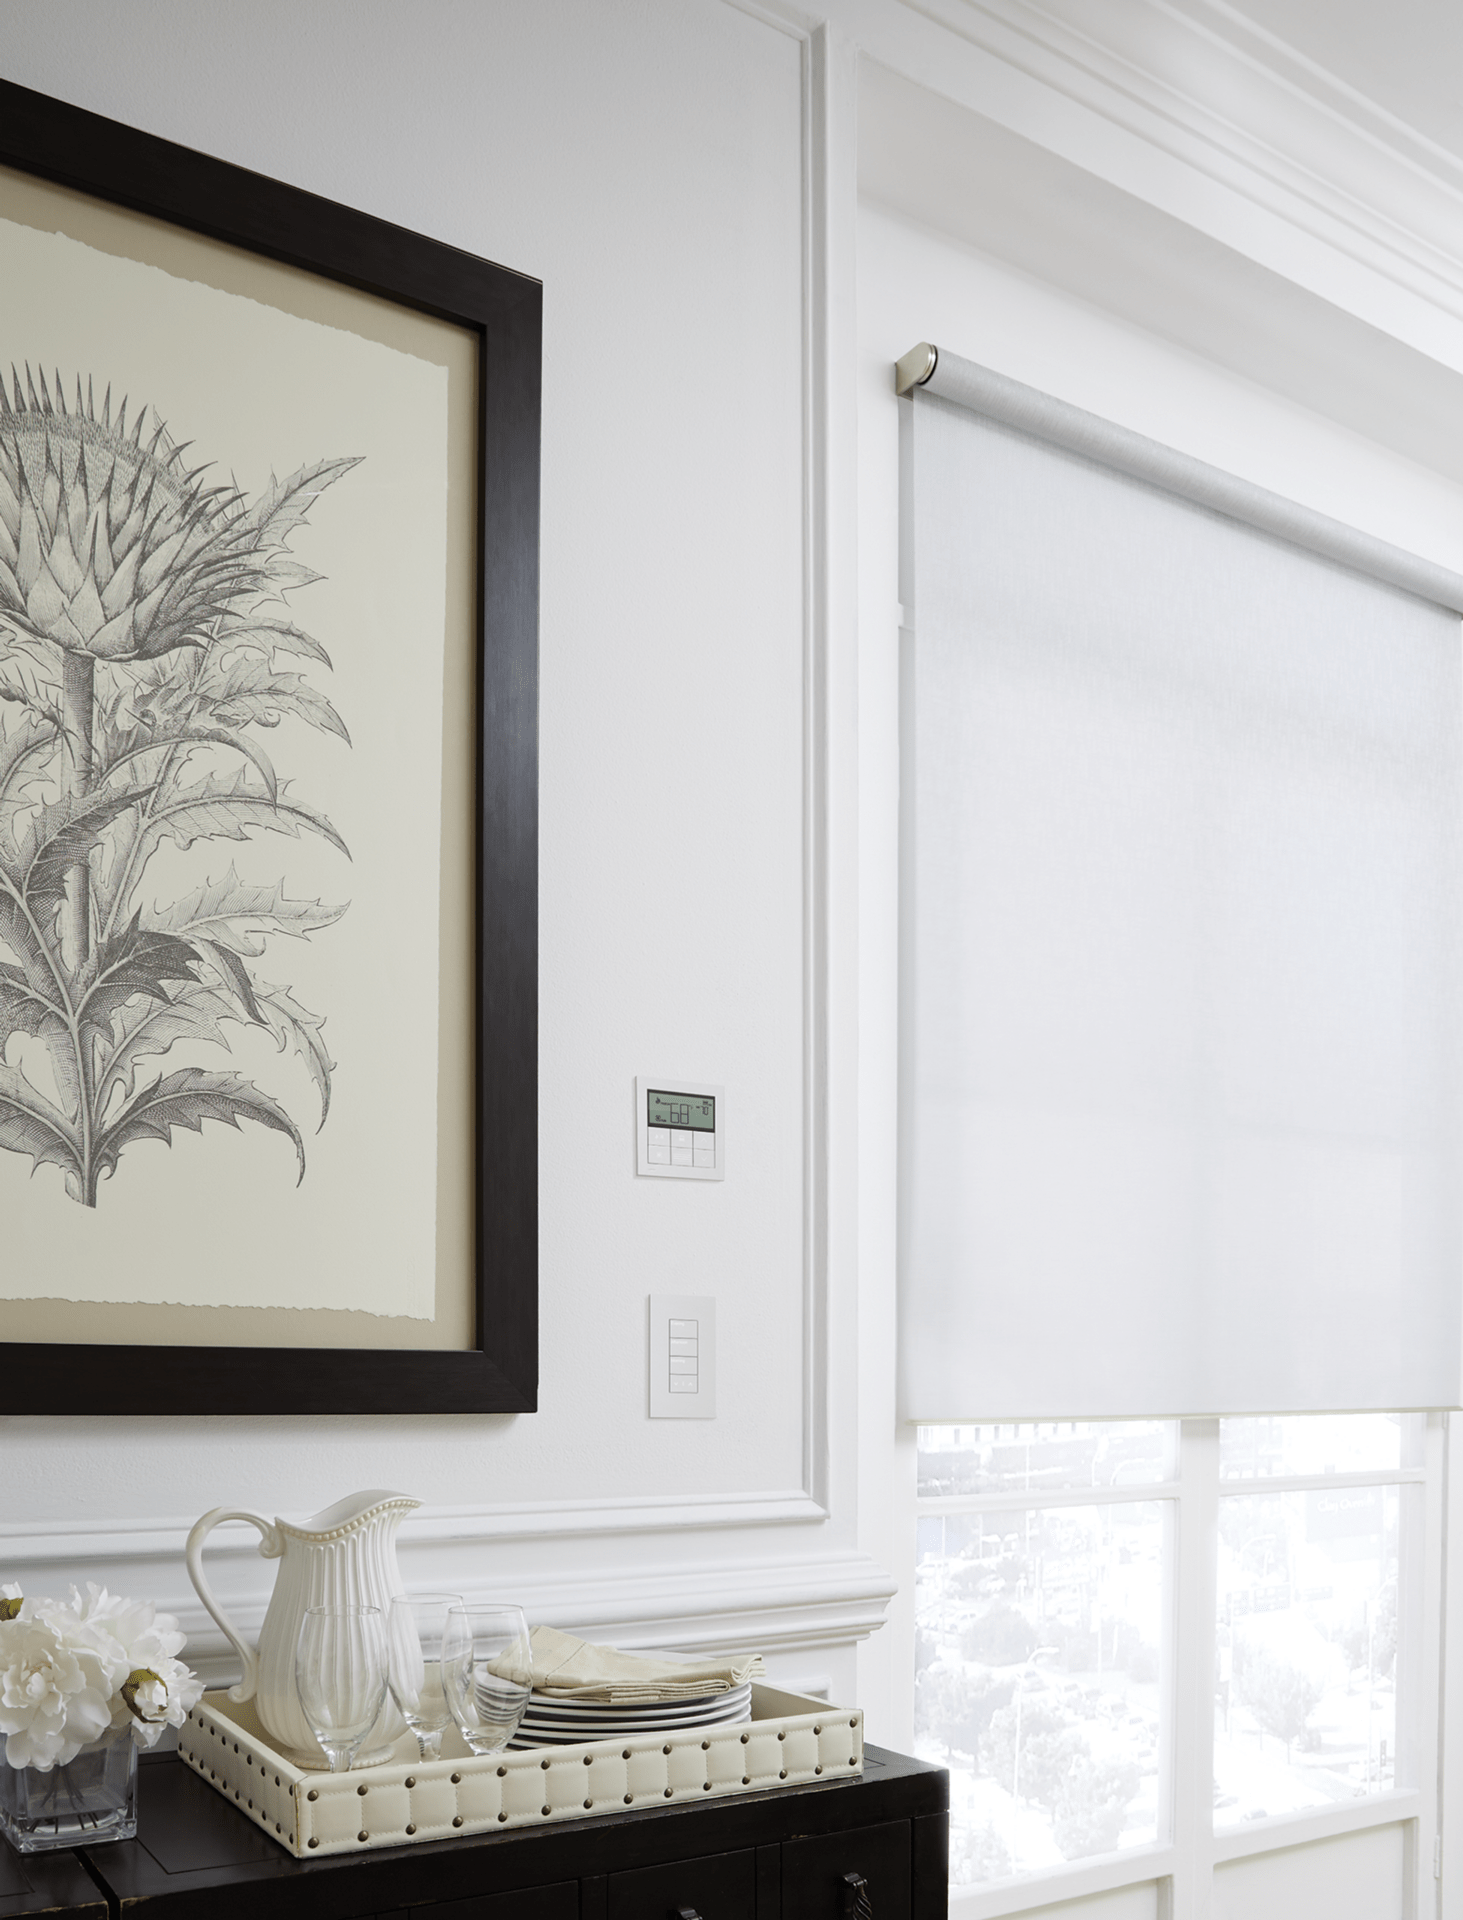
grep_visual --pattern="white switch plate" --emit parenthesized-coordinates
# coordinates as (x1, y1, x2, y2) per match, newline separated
(637, 1076, 724, 1181)
(649, 1293, 716, 1418)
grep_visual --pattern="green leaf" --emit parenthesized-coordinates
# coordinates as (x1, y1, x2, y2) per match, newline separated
(93, 1066, 305, 1188)
(0, 1058, 81, 1187)
(143, 865, 348, 956)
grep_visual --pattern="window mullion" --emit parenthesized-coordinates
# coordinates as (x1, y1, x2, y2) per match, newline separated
(1169, 1417, 1219, 1920)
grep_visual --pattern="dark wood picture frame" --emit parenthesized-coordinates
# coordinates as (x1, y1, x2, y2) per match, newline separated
(0, 78, 539, 1414)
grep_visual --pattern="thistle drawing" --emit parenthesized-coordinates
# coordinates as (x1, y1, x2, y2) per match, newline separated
(0, 367, 358, 1205)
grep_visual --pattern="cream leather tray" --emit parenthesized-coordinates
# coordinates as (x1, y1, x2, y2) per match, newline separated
(180, 1683, 863, 1857)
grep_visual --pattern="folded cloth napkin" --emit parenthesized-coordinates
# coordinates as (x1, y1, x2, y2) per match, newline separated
(516, 1624, 765, 1704)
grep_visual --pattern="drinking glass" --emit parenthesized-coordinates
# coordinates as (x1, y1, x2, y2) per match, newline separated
(441, 1604, 532, 1755)
(387, 1591, 464, 1760)
(295, 1604, 390, 1773)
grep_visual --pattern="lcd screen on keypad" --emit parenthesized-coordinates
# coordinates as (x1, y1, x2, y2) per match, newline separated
(647, 1091, 715, 1131)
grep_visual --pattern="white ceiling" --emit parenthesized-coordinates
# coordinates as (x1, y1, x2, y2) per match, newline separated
(1196, 0, 1463, 161)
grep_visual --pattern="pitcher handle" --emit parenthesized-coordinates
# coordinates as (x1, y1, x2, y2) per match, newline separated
(185, 1506, 283, 1704)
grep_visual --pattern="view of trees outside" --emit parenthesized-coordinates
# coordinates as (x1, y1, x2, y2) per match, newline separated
(1215, 1413, 1409, 1826)
(914, 1423, 1169, 1887)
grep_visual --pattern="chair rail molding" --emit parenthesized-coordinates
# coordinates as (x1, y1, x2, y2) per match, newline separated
(0, 1503, 895, 1687)
(0, 1488, 829, 1573)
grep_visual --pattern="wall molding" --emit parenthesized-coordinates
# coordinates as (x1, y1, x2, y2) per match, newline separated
(900, 0, 1463, 315)
(716, 0, 836, 1519)
(0, 1488, 829, 1571)
(0, 1501, 893, 1687)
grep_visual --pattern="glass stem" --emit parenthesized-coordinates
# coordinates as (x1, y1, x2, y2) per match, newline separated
(416, 1728, 445, 1760)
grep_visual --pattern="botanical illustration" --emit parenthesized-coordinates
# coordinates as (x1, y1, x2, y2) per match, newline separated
(0, 368, 357, 1206)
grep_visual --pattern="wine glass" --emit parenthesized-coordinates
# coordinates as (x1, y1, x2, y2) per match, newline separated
(441, 1604, 533, 1755)
(386, 1591, 464, 1760)
(295, 1604, 390, 1773)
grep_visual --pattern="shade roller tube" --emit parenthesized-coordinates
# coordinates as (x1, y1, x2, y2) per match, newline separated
(905, 344, 1463, 615)
(899, 371, 1463, 1422)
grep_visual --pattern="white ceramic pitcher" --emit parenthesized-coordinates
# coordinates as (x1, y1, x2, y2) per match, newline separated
(186, 1489, 420, 1766)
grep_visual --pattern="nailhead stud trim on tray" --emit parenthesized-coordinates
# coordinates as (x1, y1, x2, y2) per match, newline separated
(177, 1689, 863, 1858)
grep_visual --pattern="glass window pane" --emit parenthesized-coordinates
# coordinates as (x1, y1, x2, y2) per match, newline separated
(1215, 1487, 1400, 1827)
(917, 1422, 1172, 1498)
(914, 1502, 1167, 1887)
(1218, 1413, 1415, 1480)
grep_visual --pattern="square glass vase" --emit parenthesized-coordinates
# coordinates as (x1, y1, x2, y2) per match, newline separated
(0, 1735, 138, 1852)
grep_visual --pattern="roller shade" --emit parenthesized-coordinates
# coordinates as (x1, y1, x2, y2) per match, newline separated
(899, 351, 1463, 1421)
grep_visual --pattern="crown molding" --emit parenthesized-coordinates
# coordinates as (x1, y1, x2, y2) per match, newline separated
(839, 0, 1463, 372)
(900, 0, 1463, 315)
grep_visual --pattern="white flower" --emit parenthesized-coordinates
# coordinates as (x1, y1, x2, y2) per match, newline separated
(69, 1586, 204, 1750)
(0, 1586, 203, 1769)
(0, 1609, 116, 1770)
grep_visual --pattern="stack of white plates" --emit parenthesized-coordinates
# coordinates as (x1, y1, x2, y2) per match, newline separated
(509, 1682, 753, 1748)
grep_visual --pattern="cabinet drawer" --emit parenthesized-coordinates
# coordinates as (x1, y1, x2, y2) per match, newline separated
(781, 1818, 911, 1920)
(607, 1846, 757, 1919)
(410, 1884, 577, 1920)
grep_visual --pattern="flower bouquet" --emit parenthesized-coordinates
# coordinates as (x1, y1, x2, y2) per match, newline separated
(0, 1583, 203, 1852)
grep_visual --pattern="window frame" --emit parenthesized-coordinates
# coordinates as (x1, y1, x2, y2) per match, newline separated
(912, 1413, 1444, 1919)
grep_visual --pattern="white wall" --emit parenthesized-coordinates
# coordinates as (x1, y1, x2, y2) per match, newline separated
(0, 0, 889, 1703)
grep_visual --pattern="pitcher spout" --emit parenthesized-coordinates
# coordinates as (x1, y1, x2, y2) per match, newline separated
(288, 1490, 420, 1539)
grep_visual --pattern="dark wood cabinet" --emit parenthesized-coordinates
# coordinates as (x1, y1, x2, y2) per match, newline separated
(605, 1845, 756, 1919)
(409, 1887, 578, 1920)
(1, 1744, 946, 1920)
(0, 1837, 107, 1919)
(782, 1818, 911, 1920)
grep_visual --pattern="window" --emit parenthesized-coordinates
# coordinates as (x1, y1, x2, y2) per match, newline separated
(914, 1413, 1436, 1914)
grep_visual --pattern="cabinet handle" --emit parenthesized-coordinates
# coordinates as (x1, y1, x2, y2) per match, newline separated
(842, 1870, 874, 1919)
(672, 1909, 703, 1919)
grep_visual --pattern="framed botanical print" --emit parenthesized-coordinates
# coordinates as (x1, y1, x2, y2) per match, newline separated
(0, 78, 539, 1412)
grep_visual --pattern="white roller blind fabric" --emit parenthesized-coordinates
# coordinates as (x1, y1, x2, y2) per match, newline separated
(899, 354, 1463, 1421)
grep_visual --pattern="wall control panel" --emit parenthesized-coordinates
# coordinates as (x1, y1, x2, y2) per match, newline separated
(636, 1076, 724, 1180)
(649, 1293, 716, 1418)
